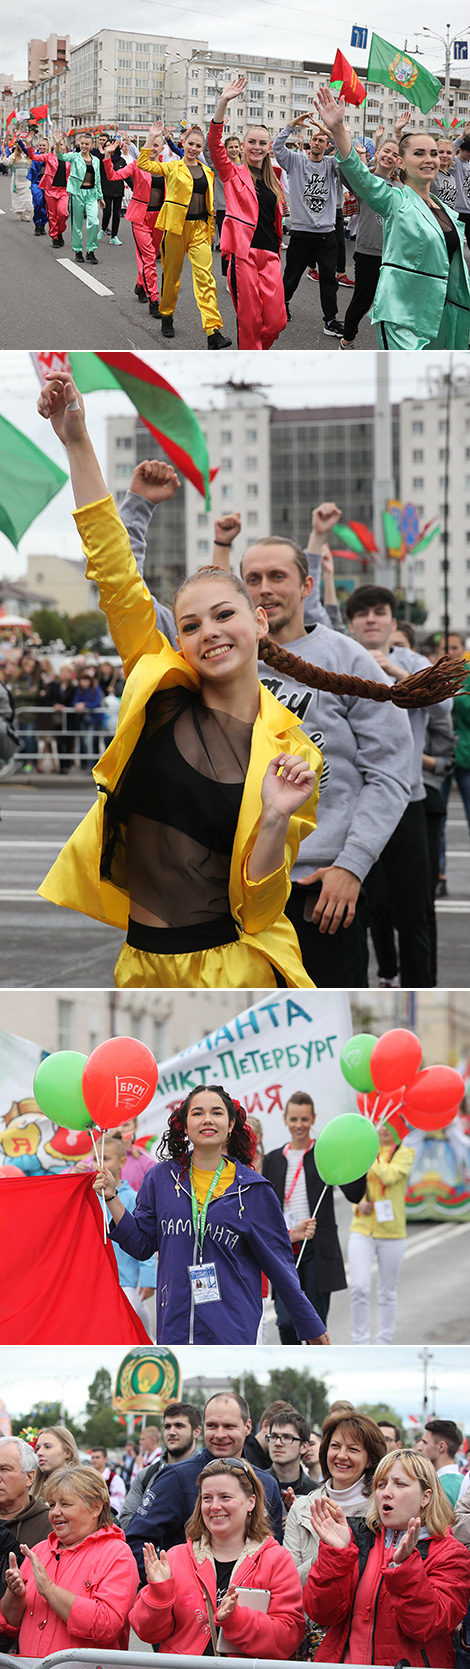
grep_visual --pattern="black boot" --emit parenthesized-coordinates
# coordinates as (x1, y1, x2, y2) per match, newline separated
(75, 251, 84, 263)
(52, 237, 61, 247)
(57, 233, 64, 246)
(86, 251, 98, 265)
(135, 283, 147, 301)
(207, 329, 232, 349)
(161, 315, 175, 339)
(149, 299, 161, 318)
(34, 225, 41, 236)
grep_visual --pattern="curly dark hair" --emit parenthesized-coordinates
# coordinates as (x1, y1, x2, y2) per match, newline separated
(158, 1085, 257, 1169)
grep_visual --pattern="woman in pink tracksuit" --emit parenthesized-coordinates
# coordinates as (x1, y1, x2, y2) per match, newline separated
(208, 74, 287, 350)
(103, 135, 165, 318)
(45, 135, 71, 246)
(0, 1465, 139, 1656)
(130, 1456, 305, 1657)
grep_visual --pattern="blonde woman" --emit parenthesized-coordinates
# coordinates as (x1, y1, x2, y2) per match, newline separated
(208, 76, 287, 350)
(30, 1427, 79, 1500)
(303, 1449, 470, 1665)
(5, 139, 32, 219)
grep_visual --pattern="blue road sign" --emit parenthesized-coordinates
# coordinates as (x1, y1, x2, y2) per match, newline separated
(454, 41, 468, 59)
(351, 25, 368, 49)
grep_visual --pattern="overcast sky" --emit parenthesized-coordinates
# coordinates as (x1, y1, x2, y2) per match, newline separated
(1, 350, 467, 581)
(4, 0, 469, 85)
(2, 1345, 468, 1425)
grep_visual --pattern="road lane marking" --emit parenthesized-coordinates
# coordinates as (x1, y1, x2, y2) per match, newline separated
(56, 257, 114, 296)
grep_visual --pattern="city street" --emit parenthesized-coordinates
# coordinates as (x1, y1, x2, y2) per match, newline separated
(0, 772, 469, 987)
(0, 174, 375, 351)
(266, 1188, 470, 1345)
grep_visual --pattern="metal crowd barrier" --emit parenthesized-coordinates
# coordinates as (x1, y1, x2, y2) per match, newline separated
(0, 1657, 392, 1669)
(11, 702, 109, 766)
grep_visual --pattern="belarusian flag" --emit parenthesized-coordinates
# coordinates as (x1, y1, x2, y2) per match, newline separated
(5, 110, 17, 129)
(330, 50, 366, 107)
(410, 519, 440, 557)
(30, 104, 48, 121)
(366, 33, 441, 115)
(0, 414, 68, 548)
(333, 520, 377, 554)
(31, 351, 215, 508)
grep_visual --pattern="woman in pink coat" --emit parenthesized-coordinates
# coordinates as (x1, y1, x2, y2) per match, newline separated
(208, 75, 287, 351)
(303, 1450, 470, 1666)
(0, 1466, 139, 1656)
(103, 133, 165, 318)
(130, 1456, 305, 1657)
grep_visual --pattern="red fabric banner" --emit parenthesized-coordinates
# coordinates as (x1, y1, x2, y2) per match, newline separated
(30, 104, 48, 120)
(330, 50, 366, 107)
(0, 1173, 151, 1343)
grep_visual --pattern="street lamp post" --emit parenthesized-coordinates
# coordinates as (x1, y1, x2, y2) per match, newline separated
(421, 23, 470, 123)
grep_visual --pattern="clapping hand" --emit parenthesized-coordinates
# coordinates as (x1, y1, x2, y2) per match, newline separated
(19, 1545, 50, 1598)
(4, 1552, 26, 1600)
(390, 1517, 422, 1565)
(310, 1496, 351, 1548)
(143, 1543, 172, 1584)
(216, 1583, 239, 1621)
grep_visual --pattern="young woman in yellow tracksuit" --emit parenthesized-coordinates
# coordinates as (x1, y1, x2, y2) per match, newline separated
(137, 122, 231, 348)
(348, 1123, 415, 1344)
(36, 377, 463, 992)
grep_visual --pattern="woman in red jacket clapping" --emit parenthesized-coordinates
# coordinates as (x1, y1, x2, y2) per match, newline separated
(130, 1457, 305, 1658)
(303, 1449, 470, 1666)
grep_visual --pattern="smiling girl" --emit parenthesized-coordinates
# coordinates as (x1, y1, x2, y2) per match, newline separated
(94, 1084, 330, 1344)
(208, 76, 287, 350)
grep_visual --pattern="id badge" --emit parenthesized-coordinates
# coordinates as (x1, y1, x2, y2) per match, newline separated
(374, 1200, 394, 1223)
(188, 1262, 221, 1303)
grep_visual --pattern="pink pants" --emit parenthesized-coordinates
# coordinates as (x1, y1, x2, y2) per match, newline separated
(44, 186, 69, 239)
(228, 247, 287, 350)
(132, 212, 163, 302)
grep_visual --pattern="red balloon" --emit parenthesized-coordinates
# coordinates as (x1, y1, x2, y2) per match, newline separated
(370, 1029, 422, 1092)
(403, 1065, 465, 1125)
(403, 1101, 460, 1133)
(356, 1092, 409, 1142)
(82, 1038, 159, 1130)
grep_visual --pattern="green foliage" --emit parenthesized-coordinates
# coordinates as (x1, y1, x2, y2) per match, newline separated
(86, 1369, 114, 1414)
(10, 1402, 82, 1443)
(30, 606, 107, 651)
(357, 1402, 404, 1438)
(30, 607, 66, 644)
(231, 1370, 329, 1431)
(75, 1369, 119, 1449)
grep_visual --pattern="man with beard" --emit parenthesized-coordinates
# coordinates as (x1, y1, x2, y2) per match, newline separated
(119, 1403, 202, 1530)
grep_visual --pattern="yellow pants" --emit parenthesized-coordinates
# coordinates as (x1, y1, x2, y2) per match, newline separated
(114, 935, 315, 989)
(160, 220, 223, 334)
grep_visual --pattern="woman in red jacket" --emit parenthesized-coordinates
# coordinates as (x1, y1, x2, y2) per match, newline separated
(102, 135, 164, 318)
(130, 1456, 305, 1657)
(208, 75, 287, 350)
(303, 1449, 470, 1666)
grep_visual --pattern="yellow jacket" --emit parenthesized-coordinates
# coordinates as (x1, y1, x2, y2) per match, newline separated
(38, 497, 323, 986)
(350, 1143, 415, 1240)
(137, 149, 215, 238)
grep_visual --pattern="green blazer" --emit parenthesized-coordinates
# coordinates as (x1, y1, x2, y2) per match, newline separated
(60, 151, 102, 200)
(338, 144, 470, 345)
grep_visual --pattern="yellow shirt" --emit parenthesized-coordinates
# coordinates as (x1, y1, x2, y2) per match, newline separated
(350, 1145, 415, 1240)
(191, 1161, 236, 1210)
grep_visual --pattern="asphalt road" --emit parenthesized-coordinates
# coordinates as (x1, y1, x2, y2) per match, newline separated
(265, 1188, 470, 1345)
(0, 173, 374, 352)
(0, 772, 468, 988)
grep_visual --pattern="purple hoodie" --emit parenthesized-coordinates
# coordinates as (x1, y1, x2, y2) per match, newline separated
(109, 1158, 326, 1344)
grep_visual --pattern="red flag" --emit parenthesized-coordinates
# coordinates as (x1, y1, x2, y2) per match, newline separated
(30, 104, 48, 120)
(331, 50, 366, 107)
(348, 520, 379, 553)
(0, 1173, 151, 1343)
(6, 110, 17, 128)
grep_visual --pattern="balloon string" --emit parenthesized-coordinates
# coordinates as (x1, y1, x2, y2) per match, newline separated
(91, 1127, 108, 1244)
(296, 1186, 327, 1269)
(376, 1097, 404, 1130)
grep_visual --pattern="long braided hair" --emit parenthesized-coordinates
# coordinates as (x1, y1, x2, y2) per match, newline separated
(158, 1086, 257, 1169)
(174, 568, 465, 709)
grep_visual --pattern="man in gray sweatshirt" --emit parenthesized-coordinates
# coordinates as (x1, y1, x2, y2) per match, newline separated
(119, 474, 412, 987)
(273, 118, 343, 336)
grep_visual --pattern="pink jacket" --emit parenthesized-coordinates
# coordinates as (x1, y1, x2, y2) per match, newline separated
(104, 154, 162, 224)
(42, 152, 71, 189)
(2, 1525, 139, 1656)
(208, 121, 283, 259)
(130, 1534, 305, 1658)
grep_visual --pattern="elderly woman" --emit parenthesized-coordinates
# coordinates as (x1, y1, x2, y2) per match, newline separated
(0, 1465, 139, 1656)
(303, 1449, 470, 1665)
(30, 1427, 80, 1499)
(284, 1409, 387, 1583)
(130, 1455, 305, 1657)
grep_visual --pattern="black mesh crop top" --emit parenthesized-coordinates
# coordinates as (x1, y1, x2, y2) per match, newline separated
(103, 687, 254, 927)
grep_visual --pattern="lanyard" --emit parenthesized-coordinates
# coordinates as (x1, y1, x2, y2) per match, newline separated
(283, 1140, 313, 1206)
(376, 1144, 397, 1197)
(189, 1158, 225, 1261)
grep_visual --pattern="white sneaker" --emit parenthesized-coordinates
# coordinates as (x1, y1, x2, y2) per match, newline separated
(378, 976, 400, 988)
(339, 338, 354, 349)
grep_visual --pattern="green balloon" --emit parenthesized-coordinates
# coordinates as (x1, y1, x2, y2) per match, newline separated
(33, 1052, 93, 1130)
(315, 1114, 379, 1186)
(340, 1033, 376, 1093)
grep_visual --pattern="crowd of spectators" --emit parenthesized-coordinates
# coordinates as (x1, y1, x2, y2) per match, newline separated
(0, 1397, 469, 1663)
(0, 647, 124, 774)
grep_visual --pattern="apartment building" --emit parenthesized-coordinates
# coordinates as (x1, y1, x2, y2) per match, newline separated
(69, 29, 208, 131)
(28, 34, 70, 85)
(400, 374, 470, 633)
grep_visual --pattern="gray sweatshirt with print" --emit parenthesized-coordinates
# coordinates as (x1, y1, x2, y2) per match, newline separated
(272, 126, 338, 232)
